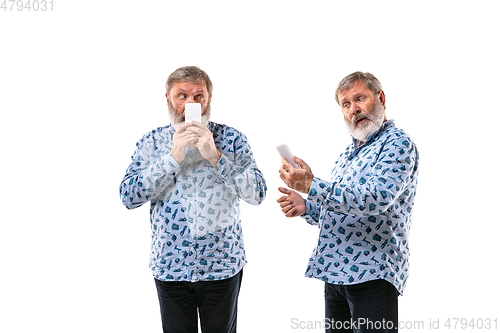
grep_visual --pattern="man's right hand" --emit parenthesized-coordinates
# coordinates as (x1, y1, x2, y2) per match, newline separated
(171, 123, 199, 163)
(277, 187, 306, 218)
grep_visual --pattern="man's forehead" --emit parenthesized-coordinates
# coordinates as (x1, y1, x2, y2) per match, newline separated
(339, 81, 370, 100)
(172, 79, 207, 91)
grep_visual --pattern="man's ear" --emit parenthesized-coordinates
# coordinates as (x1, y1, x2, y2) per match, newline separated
(165, 93, 170, 104)
(378, 90, 386, 108)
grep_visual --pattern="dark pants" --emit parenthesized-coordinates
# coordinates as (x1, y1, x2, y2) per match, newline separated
(154, 270, 243, 333)
(325, 279, 399, 333)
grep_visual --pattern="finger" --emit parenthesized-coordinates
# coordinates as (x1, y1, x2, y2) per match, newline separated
(279, 173, 289, 185)
(177, 130, 198, 138)
(293, 156, 309, 170)
(175, 137, 199, 149)
(280, 201, 294, 210)
(280, 201, 293, 212)
(185, 122, 208, 135)
(285, 206, 296, 218)
(175, 122, 193, 133)
(279, 163, 293, 178)
(278, 187, 290, 195)
(278, 167, 284, 176)
(281, 157, 293, 169)
(276, 195, 288, 203)
(277, 197, 293, 206)
(177, 132, 199, 142)
(186, 136, 199, 145)
(188, 121, 205, 128)
(185, 124, 202, 135)
(174, 130, 197, 142)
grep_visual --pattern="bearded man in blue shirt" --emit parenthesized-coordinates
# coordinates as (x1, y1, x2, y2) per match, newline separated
(278, 72, 419, 333)
(120, 66, 267, 333)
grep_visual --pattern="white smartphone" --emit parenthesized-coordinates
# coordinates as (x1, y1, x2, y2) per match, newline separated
(277, 144, 299, 168)
(184, 103, 201, 123)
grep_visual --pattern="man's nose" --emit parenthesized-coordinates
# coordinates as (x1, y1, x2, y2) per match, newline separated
(349, 102, 361, 115)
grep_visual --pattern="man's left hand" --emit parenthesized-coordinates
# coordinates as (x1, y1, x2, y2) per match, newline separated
(186, 121, 221, 167)
(279, 156, 314, 194)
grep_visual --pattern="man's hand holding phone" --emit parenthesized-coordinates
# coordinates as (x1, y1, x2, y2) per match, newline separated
(277, 145, 314, 194)
(171, 122, 198, 163)
(186, 122, 221, 167)
(171, 103, 221, 166)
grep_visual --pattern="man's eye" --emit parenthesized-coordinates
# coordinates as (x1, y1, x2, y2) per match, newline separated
(343, 103, 350, 109)
(179, 94, 186, 99)
(358, 97, 365, 102)
(195, 95, 204, 100)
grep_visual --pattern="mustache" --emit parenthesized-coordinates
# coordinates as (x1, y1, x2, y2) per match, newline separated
(351, 113, 369, 126)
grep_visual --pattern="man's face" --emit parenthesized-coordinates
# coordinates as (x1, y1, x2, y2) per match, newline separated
(166, 80, 212, 128)
(338, 81, 386, 142)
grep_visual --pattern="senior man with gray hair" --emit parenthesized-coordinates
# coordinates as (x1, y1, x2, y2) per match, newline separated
(120, 66, 267, 333)
(277, 72, 419, 332)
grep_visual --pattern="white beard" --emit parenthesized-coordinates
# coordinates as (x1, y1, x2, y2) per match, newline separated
(345, 100, 385, 142)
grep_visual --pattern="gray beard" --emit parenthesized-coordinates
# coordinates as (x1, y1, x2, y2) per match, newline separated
(344, 100, 385, 142)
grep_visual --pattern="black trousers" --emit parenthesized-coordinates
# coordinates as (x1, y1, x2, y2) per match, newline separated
(154, 270, 243, 333)
(325, 279, 399, 333)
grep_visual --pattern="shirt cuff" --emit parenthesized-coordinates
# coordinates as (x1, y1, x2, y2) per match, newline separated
(307, 177, 323, 204)
(212, 153, 236, 181)
(213, 153, 240, 188)
(160, 153, 181, 176)
(304, 199, 315, 216)
(213, 153, 227, 174)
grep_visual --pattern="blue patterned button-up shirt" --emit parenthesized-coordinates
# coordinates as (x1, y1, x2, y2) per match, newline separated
(302, 120, 419, 294)
(120, 122, 267, 282)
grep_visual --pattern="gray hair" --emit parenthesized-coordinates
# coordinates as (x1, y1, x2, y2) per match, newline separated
(335, 71, 383, 105)
(165, 66, 213, 98)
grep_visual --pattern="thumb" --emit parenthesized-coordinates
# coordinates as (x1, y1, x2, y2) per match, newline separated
(278, 186, 290, 195)
(293, 156, 308, 169)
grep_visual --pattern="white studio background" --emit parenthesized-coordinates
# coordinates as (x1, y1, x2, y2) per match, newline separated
(1, 1, 499, 332)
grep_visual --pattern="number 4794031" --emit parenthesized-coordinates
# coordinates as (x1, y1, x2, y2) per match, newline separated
(1, 0, 53, 11)
(444, 318, 498, 330)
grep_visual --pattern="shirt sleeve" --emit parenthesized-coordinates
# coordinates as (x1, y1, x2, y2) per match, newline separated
(300, 199, 321, 227)
(212, 132, 267, 206)
(119, 133, 181, 210)
(307, 135, 419, 217)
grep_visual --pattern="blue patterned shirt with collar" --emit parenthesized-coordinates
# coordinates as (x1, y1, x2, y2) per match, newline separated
(302, 120, 419, 294)
(120, 121, 267, 282)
